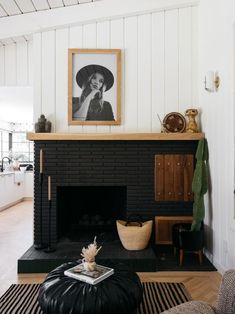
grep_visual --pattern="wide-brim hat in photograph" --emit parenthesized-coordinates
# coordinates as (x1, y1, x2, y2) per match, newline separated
(76, 64, 114, 91)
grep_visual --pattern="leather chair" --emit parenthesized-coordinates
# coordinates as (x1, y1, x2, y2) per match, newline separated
(161, 269, 235, 314)
(172, 222, 204, 266)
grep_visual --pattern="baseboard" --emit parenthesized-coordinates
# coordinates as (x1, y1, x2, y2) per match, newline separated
(0, 198, 24, 212)
(23, 197, 33, 201)
(0, 197, 33, 212)
(203, 248, 226, 274)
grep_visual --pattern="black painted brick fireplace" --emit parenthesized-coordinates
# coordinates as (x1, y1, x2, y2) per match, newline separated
(34, 140, 198, 248)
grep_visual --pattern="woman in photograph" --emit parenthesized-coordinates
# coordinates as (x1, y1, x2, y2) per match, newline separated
(72, 64, 114, 121)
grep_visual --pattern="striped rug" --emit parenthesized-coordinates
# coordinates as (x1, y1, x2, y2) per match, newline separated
(0, 282, 191, 314)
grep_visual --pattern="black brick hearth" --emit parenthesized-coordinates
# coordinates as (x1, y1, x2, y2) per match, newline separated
(18, 140, 198, 273)
(33, 140, 198, 247)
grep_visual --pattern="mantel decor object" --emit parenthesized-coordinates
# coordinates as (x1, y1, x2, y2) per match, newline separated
(35, 114, 52, 133)
(68, 48, 121, 126)
(162, 112, 186, 133)
(185, 109, 198, 133)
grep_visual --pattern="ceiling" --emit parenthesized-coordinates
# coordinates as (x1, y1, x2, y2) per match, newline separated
(0, 0, 99, 18)
(0, 0, 100, 45)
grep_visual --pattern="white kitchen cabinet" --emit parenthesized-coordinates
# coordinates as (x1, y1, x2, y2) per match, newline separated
(0, 172, 24, 210)
(0, 174, 7, 208)
(24, 172, 33, 198)
(0, 171, 33, 210)
(0, 173, 21, 209)
(12, 172, 25, 201)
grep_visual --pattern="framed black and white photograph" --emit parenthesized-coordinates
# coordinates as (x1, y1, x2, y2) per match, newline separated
(68, 49, 121, 125)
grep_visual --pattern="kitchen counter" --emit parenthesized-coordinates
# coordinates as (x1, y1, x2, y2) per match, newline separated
(0, 170, 33, 176)
(0, 171, 15, 176)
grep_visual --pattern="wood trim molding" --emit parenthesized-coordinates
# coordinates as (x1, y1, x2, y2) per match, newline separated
(27, 132, 204, 141)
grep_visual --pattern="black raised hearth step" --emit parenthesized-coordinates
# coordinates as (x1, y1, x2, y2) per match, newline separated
(18, 240, 157, 273)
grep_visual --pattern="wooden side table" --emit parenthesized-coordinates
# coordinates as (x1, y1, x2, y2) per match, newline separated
(155, 216, 193, 245)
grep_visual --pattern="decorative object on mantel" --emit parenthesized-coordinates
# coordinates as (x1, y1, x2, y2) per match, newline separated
(81, 237, 102, 271)
(116, 214, 153, 251)
(157, 114, 165, 133)
(162, 112, 186, 133)
(35, 114, 52, 133)
(68, 48, 121, 126)
(185, 109, 199, 133)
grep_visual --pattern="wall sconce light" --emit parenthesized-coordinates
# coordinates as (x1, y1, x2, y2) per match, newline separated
(204, 71, 220, 92)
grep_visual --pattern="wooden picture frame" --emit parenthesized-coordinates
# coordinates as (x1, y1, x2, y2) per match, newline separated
(68, 48, 121, 125)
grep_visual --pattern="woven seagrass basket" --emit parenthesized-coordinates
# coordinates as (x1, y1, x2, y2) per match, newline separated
(116, 219, 153, 251)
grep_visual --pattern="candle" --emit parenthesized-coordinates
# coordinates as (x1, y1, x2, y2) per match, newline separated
(48, 176, 51, 201)
(40, 149, 43, 173)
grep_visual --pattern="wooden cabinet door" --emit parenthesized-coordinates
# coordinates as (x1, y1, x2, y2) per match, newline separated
(155, 154, 194, 201)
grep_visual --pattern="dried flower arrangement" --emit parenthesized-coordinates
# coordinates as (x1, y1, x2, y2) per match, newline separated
(81, 237, 102, 271)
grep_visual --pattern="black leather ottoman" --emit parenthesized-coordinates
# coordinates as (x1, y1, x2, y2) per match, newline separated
(38, 261, 143, 314)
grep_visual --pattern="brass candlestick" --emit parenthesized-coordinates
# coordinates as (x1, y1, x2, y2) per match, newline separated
(44, 176, 55, 253)
(35, 149, 45, 250)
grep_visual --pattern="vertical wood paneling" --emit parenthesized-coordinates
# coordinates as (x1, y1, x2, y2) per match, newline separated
(69, 25, 83, 49)
(192, 6, 198, 108)
(179, 7, 192, 114)
(0, 40, 33, 86)
(124, 16, 138, 131)
(151, 12, 165, 132)
(69, 25, 83, 132)
(31, 4, 198, 134)
(165, 9, 179, 113)
(0, 46, 5, 85)
(5, 44, 16, 85)
(138, 14, 151, 131)
(82, 23, 97, 132)
(55, 28, 69, 132)
(16, 41, 28, 85)
(96, 20, 110, 133)
(110, 18, 124, 133)
(28, 40, 33, 86)
(97, 20, 109, 48)
(33, 33, 42, 122)
(41, 31, 56, 131)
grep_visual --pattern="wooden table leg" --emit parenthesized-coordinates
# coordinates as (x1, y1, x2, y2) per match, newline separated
(179, 249, 184, 266)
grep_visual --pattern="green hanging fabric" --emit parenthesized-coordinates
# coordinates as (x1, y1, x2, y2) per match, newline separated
(191, 138, 209, 231)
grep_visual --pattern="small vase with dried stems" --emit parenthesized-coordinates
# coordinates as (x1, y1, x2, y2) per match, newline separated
(81, 237, 102, 271)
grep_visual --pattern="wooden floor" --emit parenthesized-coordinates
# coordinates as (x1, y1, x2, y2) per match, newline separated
(0, 201, 222, 307)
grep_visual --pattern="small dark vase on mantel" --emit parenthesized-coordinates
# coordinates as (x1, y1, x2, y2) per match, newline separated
(35, 114, 52, 133)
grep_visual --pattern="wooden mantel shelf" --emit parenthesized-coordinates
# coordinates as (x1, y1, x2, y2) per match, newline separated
(27, 132, 204, 141)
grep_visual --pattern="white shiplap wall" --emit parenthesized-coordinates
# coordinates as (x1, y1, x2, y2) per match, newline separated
(33, 5, 198, 133)
(0, 40, 33, 86)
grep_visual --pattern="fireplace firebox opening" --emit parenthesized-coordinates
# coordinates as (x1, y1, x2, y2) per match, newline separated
(57, 185, 127, 242)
